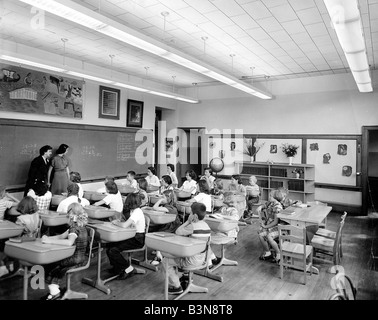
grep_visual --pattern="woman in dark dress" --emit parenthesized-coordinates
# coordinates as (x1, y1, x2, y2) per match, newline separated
(48, 144, 71, 195)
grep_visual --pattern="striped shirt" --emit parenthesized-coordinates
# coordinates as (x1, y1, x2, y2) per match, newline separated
(0, 199, 15, 220)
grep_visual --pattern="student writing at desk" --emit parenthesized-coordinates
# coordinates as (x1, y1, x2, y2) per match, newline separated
(40, 203, 89, 300)
(93, 181, 123, 220)
(178, 170, 197, 196)
(163, 202, 211, 295)
(107, 193, 145, 280)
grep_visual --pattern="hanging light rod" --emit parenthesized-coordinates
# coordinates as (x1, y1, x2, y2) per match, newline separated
(17, 0, 273, 99)
(0, 54, 199, 104)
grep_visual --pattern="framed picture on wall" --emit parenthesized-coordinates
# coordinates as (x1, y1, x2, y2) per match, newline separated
(127, 99, 144, 128)
(99, 86, 120, 120)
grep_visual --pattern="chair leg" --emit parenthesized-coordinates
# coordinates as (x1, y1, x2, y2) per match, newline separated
(174, 272, 208, 300)
(61, 289, 88, 300)
(23, 265, 29, 301)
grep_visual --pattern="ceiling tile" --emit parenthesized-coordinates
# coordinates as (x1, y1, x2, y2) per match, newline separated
(242, 1, 272, 20)
(297, 7, 323, 25)
(281, 20, 307, 34)
(257, 16, 283, 32)
(212, 0, 246, 17)
(231, 14, 260, 29)
(270, 4, 298, 22)
(246, 27, 271, 40)
(288, 0, 316, 11)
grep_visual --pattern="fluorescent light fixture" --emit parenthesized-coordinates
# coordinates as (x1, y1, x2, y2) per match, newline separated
(324, 0, 372, 92)
(17, 0, 273, 99)
(0, 54, 199, 103)
(0, 55, 67, 73)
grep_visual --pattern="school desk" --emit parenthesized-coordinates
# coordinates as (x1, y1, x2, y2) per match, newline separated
(277, 204, 333, 274)
(142, 207, 177, 225)
(83, 191, 106, 204)
(39, 210, 69, 226)
(148, 194, 163, 206)
(174, 190, 192, 200)
(84, 205, 118, 219)
(4, 239, 76, 300)
(81, 222, 137, 295)
(0, 220, 24, 239)
(50, 194, 67, 207)
(145, 232, 207, 300)
(116, 184, 136, 196)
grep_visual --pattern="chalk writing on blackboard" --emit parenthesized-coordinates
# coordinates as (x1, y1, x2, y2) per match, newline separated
(81, 146, 102, 157)
(20, 143, 38, 159)
(117, 133, 134, 162)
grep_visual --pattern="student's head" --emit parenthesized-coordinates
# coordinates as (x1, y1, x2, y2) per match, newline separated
(231, 174, 242, 185)
(249, 175, 257, 185)
(147, 167, 156, 177)
(17, 196, 38, 215)
(105, 176, 115, 184)
(214, 179, 223, 191)
(161, 175, 172, 187)
(204, 167, 212, 177)
(40, 145, 53, 158)
(0, 185, 6, 198)
(197, 179, 210, 194)
(223, 192, 236, 207)
(70, 171, 81, 183)
(67, 183, 79, 197)
(67, 203, 88, 227)
(162, 189, 176, 206)
(126, 171, 136, 181)
(137, 178, 148, 191)
(185, 169, 197, 181)
(123, 192, 141, 212)
(230, 141, 236, 150)
(32, 180, 49, 197)
(56, 144, 69, 155)
(276, 187, 289, 202)
(191, 202, 206, 221)
(105, 181, 118, 195)
(167, 164, 175, 173)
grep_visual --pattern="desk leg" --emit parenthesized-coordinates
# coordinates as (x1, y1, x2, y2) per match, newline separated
(131, 248, 158, 272)
(194, 267, 223, 282)
(81, 242, 111, 295)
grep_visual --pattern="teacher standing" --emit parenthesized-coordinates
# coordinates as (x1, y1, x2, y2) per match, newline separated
(24, 145, 53, 196)
(48, 144, 71, 195)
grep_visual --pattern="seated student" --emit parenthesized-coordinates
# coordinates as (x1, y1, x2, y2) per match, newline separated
(0, 185, 19, 221)
(93, 181, 123, 220)
(145, 167, 161, 189)
(40, 203, 89, 300)
(148, 189, 181, 265)
(227, 174, 247, 197)
(276, 187, 301, 209)
(57, 183, 89, 214)
(160, 175, 173, 194)
(167, 164, 178, 188)
(107, 193, 146, 280)
(123, 171, 138, 190)
(256, 189, 283, 263)
(178, 169, 197, 196)
(244, 175, 261, 218)
(185, 179, 212, 213)
(96, 176, 115, 194)
(215, 194, 241, 238)
(200, 167, 216, 191)
(163, 202, 211, 295)
(136, 178, 148, 207)
(15, 196, 41, 238)
(27, 180, 52, 212)
(210, 179, 224, 199)
(69, 172, 83, 199)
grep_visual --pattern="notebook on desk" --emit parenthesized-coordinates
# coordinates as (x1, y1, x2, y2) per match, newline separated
(153, 232, 175, 238)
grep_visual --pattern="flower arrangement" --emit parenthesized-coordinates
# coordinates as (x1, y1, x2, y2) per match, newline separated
(292, 168, 304, 175)
(244, 139, 265, 157)
(281, 143, 299, 157)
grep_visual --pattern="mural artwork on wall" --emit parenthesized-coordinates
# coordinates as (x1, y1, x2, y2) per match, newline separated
(270, 144, 277, 153)
(323, 153, 331, 164)
(338, 144, 347, 155)
(310, 143, 319, 151)
(0, 63, 84, 118)
(342, 165, 352, 177)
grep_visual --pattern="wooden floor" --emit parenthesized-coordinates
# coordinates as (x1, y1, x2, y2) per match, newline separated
(1, 211, 377, 300)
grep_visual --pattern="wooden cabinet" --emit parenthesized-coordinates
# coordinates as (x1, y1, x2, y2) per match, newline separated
(235, 161, 315, 203)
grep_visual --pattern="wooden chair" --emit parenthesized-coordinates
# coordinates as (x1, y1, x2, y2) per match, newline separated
(61, 226, 95, 300)
(173, 237, 212, 300)
(328, 267, 357, 300)
(315, 212, 347, 258)
(311, 214, 345, 267)
(307, 201, 328, 228)
(105, 216, 151, 283)
(278, 224, 314, 285)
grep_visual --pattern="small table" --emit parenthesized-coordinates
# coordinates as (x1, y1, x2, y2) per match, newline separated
(277, 204, 333, 274)
(81, 222, 136, 295)
(4, 239, 76, 300)
(145, 233, 207, 300)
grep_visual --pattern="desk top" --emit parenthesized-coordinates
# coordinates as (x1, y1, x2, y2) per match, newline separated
(142, 207, 177, 224)
(204, 216, 238, 233)
(4, 239, 76, 264)
(0, 220, 24, 239)
(84, 205, 118, 219)
(87, 222, 136, 242)
(39, 211, 69, 226)
(277, 204, 332, 225)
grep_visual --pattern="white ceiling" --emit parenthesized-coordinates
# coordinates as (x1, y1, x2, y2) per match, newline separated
(1, 0, 377, 89)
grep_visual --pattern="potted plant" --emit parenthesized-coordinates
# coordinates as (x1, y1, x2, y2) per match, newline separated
(292, 168, 304, 179)
(244, 139, 265, 162)
(281, 143, 299, 165)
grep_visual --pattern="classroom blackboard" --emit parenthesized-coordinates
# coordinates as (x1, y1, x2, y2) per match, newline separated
(0, 119, 153, 188)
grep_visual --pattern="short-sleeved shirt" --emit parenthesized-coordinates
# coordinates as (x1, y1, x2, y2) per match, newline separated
(27, 190, 52, 211)
(193, 193, 212, 212)
(0, 198, 14, 220)
(169, 172, 178, 186)
(145, 175, 161, 187)
(160, 185, 174, 194)
(68, 224, 88, 265)
(16, 212, 40, 237)
(129, 208, 146, 233)
(182, 180, 197, 195)
(103, 191, 123, 212)
(57, 196, 90, 213)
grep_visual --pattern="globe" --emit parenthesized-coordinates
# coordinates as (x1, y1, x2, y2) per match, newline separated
(209, 157, 224, 174)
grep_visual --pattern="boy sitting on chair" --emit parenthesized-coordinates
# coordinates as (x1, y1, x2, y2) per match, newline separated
(163, 202, 211, 295)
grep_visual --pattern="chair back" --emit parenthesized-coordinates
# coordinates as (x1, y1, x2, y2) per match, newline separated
(278, 224, 307, 248)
